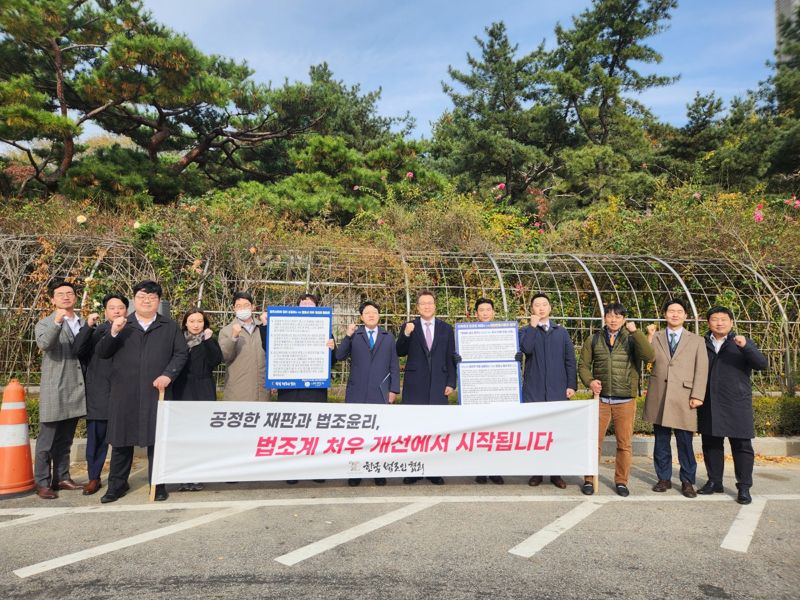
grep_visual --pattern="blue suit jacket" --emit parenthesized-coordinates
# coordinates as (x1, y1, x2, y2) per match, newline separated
(396, 317, 456, 405)
(335, 326, 400, 404)
(519, 322, 577, 402)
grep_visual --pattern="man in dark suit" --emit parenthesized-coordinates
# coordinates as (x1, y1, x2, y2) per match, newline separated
(519, 293, 577, 489)
(697, 306, 768, 505)
(96, 280, 188, 503)
(396, 290, 456, 485)
(336, 300, 400, 487)
(73, 293, 129, 495)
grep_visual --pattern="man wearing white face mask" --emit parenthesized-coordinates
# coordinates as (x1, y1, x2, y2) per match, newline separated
(219, 291, 269, 401)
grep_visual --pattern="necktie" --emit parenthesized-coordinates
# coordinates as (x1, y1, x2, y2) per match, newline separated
(368, 330, 375, 349)
(669, 332, 677, 354)
(425, 322, 433, 351)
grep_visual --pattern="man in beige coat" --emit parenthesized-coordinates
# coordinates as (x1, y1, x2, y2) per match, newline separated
(644, 298, 709, 498)
(219, 291, 269, 401)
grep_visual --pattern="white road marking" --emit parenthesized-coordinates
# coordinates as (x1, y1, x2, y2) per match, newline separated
(0, 512, 56, 530)
(509, 500, 606, 558)
(0, 494, 797, 518)
(720, 497, 768, 553)
(13, 505, 254, 579)
(275, 501, 439, 566)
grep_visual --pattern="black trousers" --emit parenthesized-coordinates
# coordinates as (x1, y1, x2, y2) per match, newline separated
(107, 445, 162, 494)
(701, 434, 754, 488)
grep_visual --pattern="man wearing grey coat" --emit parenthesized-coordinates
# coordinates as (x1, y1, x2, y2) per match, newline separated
(33, 279, 87, 499)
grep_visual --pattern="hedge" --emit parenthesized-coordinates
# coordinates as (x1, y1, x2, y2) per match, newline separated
(16, 395, 800, 439)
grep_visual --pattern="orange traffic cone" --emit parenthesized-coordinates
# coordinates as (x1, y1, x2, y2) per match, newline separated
(0, 379, 35, 495)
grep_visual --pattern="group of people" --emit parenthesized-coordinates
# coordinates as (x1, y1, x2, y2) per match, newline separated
(33, 278, 767, 505)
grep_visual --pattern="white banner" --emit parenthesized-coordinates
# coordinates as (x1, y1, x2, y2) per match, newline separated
(152, 400, 598, 484)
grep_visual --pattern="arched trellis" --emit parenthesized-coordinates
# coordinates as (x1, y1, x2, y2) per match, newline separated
(0, 235, 795, 394)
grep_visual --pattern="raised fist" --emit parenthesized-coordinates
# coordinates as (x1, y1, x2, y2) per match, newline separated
(54, 308, 68, 324)
(646, 323, 657, 336)
(404, 322, 415, 336)
(529, 314, 541, 328)
(625, 321, 637, 333)
(86, 313, 100, 327)
(733, 335, 747, 348)
(325, 338, 335, 350)
(111, 316, 127, 335)
(346, 323, 357, 337)
(204, 328, 213, 340)
(231, 323, 242, 338)
(259, 312, 268, 326)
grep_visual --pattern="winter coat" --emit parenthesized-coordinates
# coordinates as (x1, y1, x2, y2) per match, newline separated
(643, 329, 708, 432)
(698, 332, 768, 439)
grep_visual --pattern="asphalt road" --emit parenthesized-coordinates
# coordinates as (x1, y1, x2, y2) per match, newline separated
(0, 456, 798, 600)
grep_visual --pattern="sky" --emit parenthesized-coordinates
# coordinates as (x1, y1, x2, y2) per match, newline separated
(138, 1, 776, 138)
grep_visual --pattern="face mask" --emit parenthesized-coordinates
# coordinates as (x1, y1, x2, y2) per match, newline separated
(235, 309, 252, 321)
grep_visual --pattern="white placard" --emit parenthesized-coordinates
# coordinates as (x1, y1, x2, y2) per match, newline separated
(458, 362, 522, 405)
(456, 321, 519, 362)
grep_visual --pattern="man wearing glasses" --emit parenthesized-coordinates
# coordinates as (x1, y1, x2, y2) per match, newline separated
(33, 279, 87, 499)
(96, 280, 188, 502)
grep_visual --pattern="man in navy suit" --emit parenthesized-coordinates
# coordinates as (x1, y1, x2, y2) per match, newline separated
(396, 290, 456, 485)
(336, 300, 400, 487)
(519, 293, 577, 489)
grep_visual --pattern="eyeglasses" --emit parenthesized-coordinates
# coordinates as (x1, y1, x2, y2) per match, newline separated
(134, 293, 160, 302)
(53, 291, 75, 298)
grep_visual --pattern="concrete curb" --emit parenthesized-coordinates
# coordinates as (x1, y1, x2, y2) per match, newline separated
(29, 436, 800, 466)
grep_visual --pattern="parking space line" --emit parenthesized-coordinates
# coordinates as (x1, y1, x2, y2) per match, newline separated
(0, 512, 62, 530)
(13, 505, 255, 579)
(720, 498, 767, 553)
(275, 501, 439, 566)
(509, 500, 606, 558)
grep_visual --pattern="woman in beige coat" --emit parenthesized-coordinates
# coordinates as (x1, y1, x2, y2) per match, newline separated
(643, 298, 709, 498)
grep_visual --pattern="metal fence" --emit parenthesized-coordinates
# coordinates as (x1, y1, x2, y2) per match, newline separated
(1, 234, 796, 394)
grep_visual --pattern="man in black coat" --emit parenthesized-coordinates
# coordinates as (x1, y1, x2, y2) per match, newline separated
(396, 290, 456, 485)
(96, 281, 188, 503)
(73, 293, 129, 495)
(697, 306, 768, 505)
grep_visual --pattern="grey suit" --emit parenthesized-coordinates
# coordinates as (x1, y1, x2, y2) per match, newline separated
(33, 312, 88, 487)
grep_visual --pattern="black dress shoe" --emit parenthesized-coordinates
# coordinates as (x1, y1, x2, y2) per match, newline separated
(428, 477, 444, 485)
(154, 484, 168, 501)
(348, 478, 362, 487)
(615, 484, 630, 497)
(100, 490, 125, 503)
(581, 481, 594, 495)
(697, 481, 724, 495)
(489, 476, 505, 485)
(374, 478, 387, 486)
(313, 480, 326, 483)
(736, 487, 752, 505)
(550, 476, 567, 489)
(286, 480, 298, 485)
(403, 477, 421, 485)
(528, 476, 543, 486)
(475, 476, 488, 484)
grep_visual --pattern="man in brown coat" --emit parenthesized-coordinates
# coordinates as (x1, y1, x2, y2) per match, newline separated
(643, 298, 709, 498)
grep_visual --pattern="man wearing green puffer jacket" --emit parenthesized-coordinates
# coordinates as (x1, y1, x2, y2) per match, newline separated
(578, 303, 655, 497)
